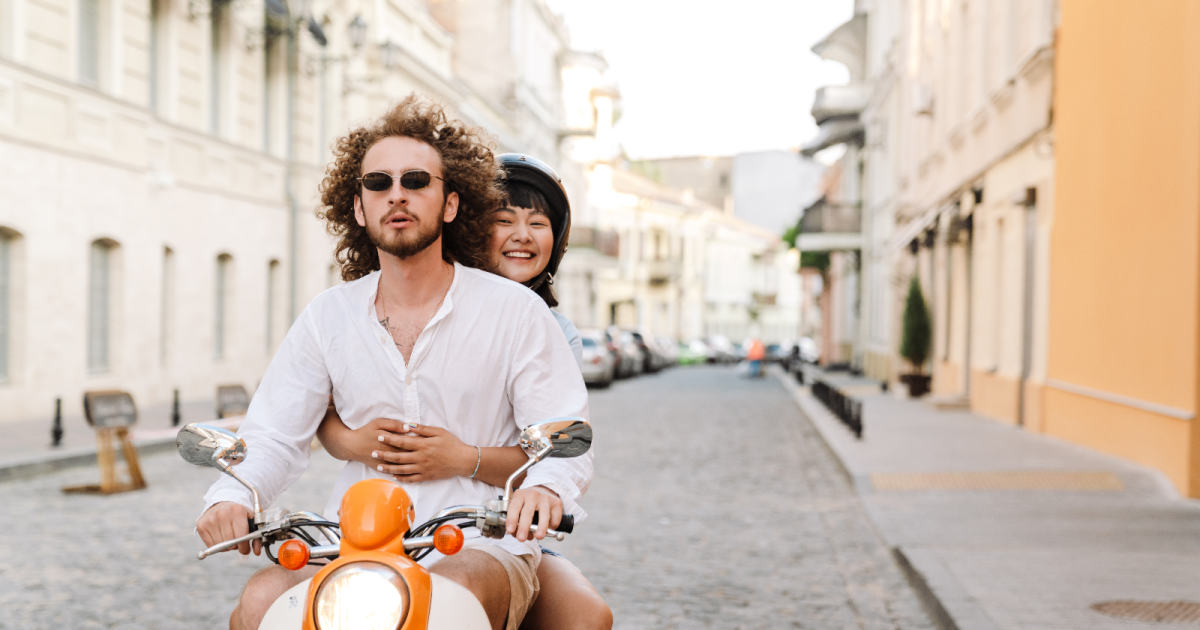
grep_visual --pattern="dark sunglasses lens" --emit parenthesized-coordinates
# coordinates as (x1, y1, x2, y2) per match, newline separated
(361, 172, 393, 191)
(400, 171, 433, 190)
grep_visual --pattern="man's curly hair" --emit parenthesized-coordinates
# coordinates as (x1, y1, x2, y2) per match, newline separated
(318, 94, 504, 281)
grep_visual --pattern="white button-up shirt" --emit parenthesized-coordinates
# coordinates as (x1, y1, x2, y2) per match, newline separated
(202, 264, 592, 561)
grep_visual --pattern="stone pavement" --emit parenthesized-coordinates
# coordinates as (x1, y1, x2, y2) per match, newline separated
(1, 365, 938, 629)
(781, 367, 1200, 630)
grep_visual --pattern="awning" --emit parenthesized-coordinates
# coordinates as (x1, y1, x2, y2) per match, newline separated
(888, 203, 954, 252)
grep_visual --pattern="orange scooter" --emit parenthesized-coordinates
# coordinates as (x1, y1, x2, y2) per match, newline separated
(177, 418, 592, 630)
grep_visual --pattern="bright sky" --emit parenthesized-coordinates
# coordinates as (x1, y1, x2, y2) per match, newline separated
(544, 0, 855, 160)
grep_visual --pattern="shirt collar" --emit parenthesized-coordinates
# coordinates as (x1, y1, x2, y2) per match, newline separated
(364, 263, 464, 327)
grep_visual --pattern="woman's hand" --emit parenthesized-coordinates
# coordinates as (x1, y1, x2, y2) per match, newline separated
(318, 414, 410, 468)
(373, 423, 478, 483)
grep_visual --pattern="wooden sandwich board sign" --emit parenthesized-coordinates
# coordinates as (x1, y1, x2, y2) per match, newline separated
(216, 384, 250, 419)
(62, 390, 147, 495)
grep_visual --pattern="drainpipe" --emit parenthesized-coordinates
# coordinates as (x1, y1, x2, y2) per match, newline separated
(285, 21, 299, 323)
(1017, 187, 1037, 427)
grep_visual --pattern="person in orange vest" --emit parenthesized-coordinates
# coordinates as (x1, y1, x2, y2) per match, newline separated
(746, 339, 766, 378)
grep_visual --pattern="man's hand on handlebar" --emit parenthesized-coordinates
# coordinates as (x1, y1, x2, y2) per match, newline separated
(197, 501, 262, 556)
(507, 485, 561, 542)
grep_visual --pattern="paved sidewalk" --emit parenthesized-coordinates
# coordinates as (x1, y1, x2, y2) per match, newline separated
(0, 400, 236, 482)
(780, 366, 1200, 630)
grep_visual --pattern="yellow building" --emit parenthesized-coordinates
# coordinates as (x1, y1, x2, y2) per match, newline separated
(1046, 0, 1200, 496)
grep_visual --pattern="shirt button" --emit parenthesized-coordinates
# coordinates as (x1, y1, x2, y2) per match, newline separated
(405, 377, 413, 385)
(380, 335, 388, 344)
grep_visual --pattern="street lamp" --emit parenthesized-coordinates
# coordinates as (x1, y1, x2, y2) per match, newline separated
(348, 15, 367, 51)
(380, 40, 401, 69)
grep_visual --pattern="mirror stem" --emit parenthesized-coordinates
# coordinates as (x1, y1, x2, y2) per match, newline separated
(502, 445, 552, 503)
(216, 458, 262, 515)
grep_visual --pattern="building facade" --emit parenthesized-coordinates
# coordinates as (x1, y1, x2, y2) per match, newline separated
(0, 0, 591, 425)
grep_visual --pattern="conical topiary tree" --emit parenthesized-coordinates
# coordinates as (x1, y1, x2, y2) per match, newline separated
(899, 276, 932, 374)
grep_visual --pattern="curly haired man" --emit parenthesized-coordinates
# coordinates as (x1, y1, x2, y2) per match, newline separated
(196, 95, 592, 630)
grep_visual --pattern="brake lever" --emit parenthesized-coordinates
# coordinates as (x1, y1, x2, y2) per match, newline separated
(197, 529, 265, 559)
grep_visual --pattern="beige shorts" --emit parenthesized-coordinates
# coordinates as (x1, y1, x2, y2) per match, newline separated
(462, 541, 540, 630)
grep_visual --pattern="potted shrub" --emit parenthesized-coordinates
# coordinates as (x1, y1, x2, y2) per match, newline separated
(899, 276, 932, 397)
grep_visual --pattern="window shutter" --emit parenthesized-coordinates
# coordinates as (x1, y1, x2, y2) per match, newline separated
(88, 242, 110, 371)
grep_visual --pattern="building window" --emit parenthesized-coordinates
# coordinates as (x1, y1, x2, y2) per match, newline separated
(160, 246, 174, 365)
(266, 259, 279, 353)
(0, 233, 11, 381)
(215, 253, 232, 358)
(148, 0, 163, 111)
(78, 0, 100, 87)
(210, 0, 227, 134)
(88, 240, 115, 371)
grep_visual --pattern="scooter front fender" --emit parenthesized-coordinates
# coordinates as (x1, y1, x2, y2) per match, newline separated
(259, 574, 489, 629)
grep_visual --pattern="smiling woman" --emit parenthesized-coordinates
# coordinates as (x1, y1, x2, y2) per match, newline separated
(490, 186, 555, 286)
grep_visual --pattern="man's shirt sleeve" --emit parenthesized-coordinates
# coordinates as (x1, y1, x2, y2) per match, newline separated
(509, 301, 594, 521)
(201, 307, 332, 517)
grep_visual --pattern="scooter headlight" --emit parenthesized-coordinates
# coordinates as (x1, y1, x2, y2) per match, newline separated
(313, 562, 409, 630)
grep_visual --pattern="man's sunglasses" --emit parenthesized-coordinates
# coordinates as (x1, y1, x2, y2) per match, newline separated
(358, 170, 444, 192)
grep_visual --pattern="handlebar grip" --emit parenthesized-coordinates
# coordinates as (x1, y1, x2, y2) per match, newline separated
(529, 513, 574, 534)
(247, 518, 258, 533)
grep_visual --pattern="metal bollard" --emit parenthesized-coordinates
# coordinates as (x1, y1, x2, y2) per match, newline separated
(171, 389, 181, 427)
(51, 398, 63, 447)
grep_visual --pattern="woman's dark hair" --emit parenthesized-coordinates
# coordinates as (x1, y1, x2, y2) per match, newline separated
(501, 182, 559, 307)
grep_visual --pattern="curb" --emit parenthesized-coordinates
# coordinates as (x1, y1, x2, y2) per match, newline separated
(0, 416, 243, 483)
(773, 367, 991, 630)
(894, 547, 1000, 630)
(0, 436, 179, 483)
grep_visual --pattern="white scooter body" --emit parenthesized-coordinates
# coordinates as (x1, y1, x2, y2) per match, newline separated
(261, 574, 490, 629)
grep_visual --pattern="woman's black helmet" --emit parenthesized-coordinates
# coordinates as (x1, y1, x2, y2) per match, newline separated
(497, 153, 571, 292)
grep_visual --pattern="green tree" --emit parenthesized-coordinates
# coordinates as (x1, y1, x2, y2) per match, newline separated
(900, 276, 932, 373)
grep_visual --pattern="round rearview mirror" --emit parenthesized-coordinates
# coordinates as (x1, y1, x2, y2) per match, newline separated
(177, 423, 247, 469)
(518, 418, 591, 460)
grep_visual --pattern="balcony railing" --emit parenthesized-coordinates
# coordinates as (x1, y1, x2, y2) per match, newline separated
(569, 227, 620, 257)
(646, 259, 681, 285)
(802, 199, 862, 234)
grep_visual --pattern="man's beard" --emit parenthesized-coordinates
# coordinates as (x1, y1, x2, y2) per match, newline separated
(367, 202, 445, 260)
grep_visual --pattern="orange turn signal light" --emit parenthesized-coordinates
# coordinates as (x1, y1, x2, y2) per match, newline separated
(278, 539, 310, 571)
(433, 523, 464, 555)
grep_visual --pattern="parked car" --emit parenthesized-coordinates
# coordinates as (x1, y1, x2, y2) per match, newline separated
(629, 331, 658, 373)
(678, 339, 708, 365)
(654, 335, 679, 368)
(611, 328, 645, 378)
(705, 334, 736, 363)
(578, 334, 615, 387)
(581, 328, 624, 379)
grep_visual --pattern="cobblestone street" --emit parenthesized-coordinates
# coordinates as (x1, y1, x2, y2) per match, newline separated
(1, 365, 934, 629)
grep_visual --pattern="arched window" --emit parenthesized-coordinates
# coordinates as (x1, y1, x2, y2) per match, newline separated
(160, 246, 174, 365)
(266, 259, 280, 353)
(0, 228, 22, 381)
(88, 239, 119, 372)
(215, 253, 233, 359)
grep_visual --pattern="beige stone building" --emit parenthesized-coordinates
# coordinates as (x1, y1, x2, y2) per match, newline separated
(0, 0, 593, 425)
(809, 0, 1057, 423)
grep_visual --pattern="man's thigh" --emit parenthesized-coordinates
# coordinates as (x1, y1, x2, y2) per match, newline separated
(233, 565, 319, 630)
(431, 546, 538, 630)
